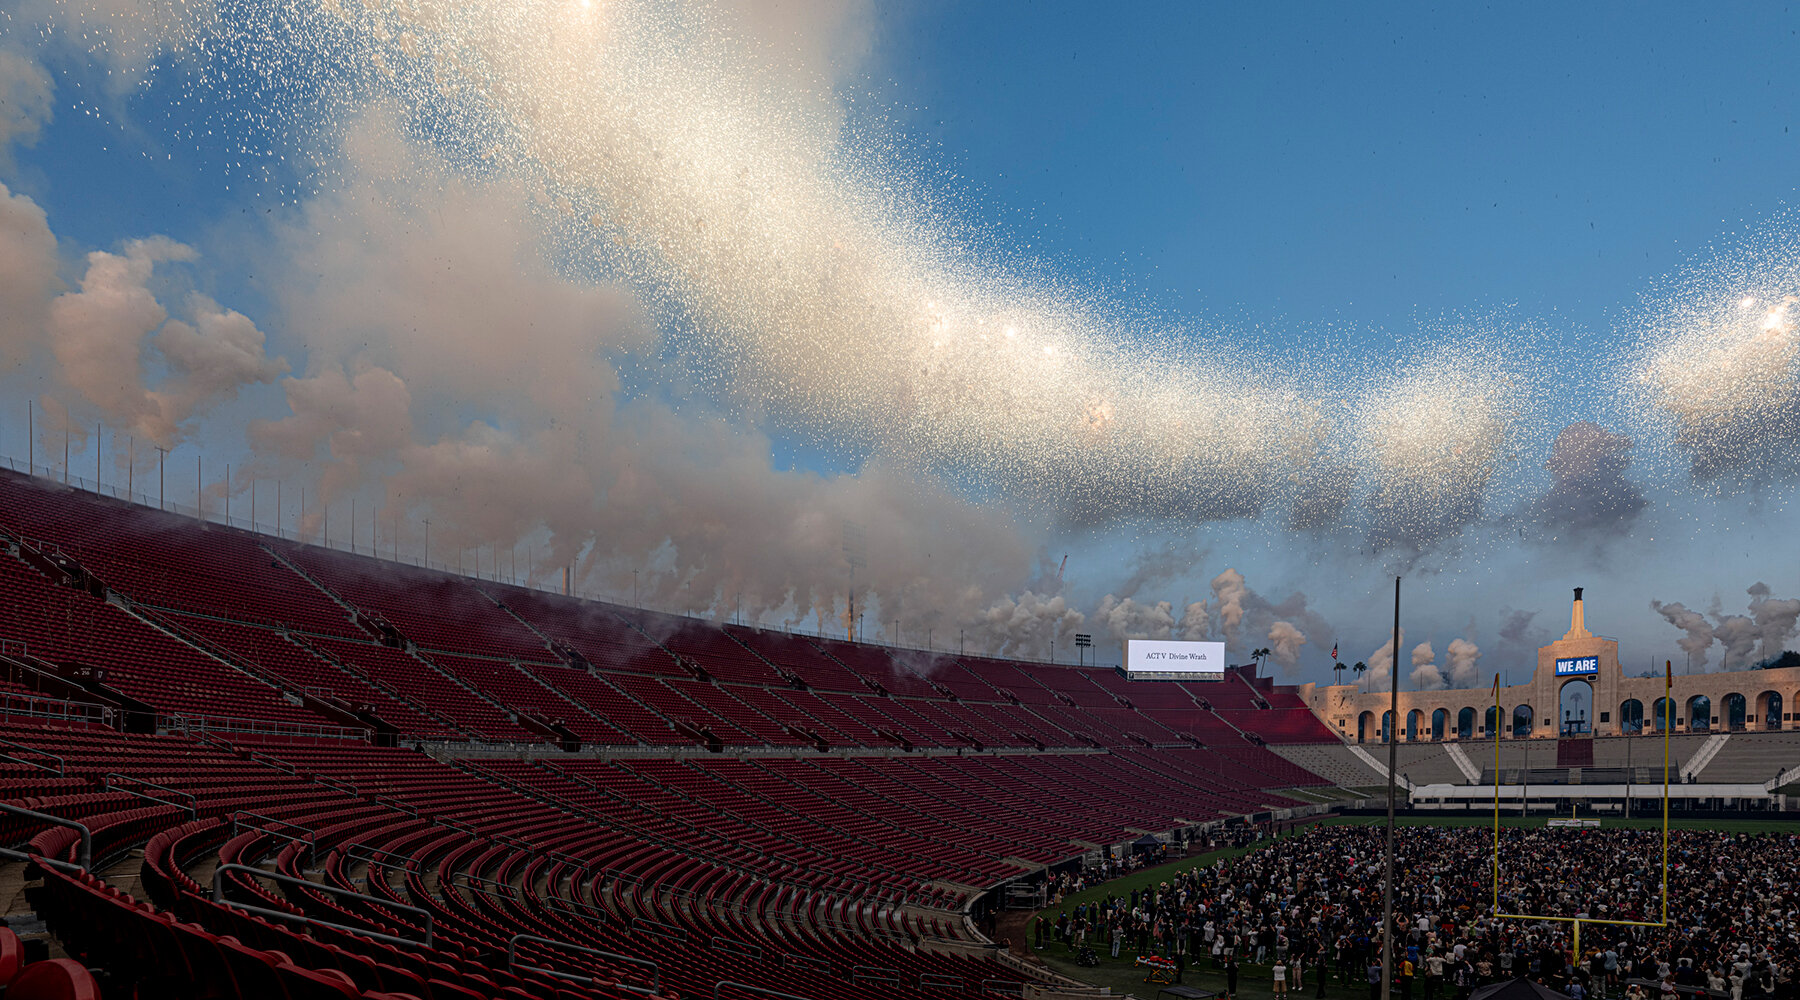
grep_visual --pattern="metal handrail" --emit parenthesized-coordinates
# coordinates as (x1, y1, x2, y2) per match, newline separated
(245, 751, 297, 775)
(631, 916, 688, 942)
(102, 773, 197, 817)
(543, 895, 610, 921)
(343, 843, 416, 872)
(506, 933, 658, 990)
(212, 863, 433, 947)
(374, 795, 419, 818)
(920, 972, 967, 990)
(710, 936, 764, 960)
(713, 982, 817, 1000)
(779, 952, 832, 973)
(0, 803, 90, 869)
(851, 966, 902, 985)
(0, 738, 64, 775)
(452, 872, 517, 900)
(229, 811, 316, 854)
(312, 774, 359, 795)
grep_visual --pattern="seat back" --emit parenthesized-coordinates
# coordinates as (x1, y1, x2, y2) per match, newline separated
(7, 958, 102, 1000)
(0, 926, 23, 986)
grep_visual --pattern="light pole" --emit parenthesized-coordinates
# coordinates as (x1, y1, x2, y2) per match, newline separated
(633, 570, 638, 608)
(422, 519, 430, 568)
(1381, 576, 1400, 1000)
(1075, 633, 1092, 667)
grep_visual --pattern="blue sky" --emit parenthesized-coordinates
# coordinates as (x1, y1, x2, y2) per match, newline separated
(5, 2, 1800, 684)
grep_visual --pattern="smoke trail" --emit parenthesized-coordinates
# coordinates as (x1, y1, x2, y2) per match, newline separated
(1407, 641, 1445, 691)
(1267, 621, 1307, 671)
(1093, 595, 1176, 642)
(1444, 637, 1482, 688)
(1748, 582, 1800, 665)
(1210, 568, 1249, 647)
(1650, 599, 1715, 671)
(1363, 627, 1405, 693)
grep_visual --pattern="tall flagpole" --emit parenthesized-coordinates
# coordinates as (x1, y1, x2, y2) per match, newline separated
(1381, 575, 1400, 1000)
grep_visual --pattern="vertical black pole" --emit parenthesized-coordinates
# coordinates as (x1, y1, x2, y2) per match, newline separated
(1382, 575, 1400, 1000)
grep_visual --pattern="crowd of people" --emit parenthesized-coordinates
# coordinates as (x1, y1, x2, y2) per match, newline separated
(1031, 824, 1798, 1000)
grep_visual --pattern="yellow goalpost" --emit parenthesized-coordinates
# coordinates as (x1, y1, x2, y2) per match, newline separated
(1488, 663, 1673, 957)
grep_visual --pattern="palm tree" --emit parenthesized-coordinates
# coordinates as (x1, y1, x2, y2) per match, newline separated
(1333, 659, 1345, 686)
(1352, 660, 1367, 692)
(1251, 647, 1271, 673)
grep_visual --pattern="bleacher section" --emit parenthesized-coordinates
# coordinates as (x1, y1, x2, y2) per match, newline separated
(0, 468, 1356, 999)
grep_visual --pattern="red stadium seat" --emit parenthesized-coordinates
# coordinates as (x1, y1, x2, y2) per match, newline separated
(0, 926, 23, 986)
(7, 959, 100, 1000)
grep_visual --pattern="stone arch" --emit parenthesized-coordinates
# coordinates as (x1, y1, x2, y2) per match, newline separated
(1485, 705, 1501, 737)
(1756, 691, 1783, 731)
(1723, 692, 1747, 731)
(1619, 698, 1644, 735)
(1687, 694, 1712, 732)
(1358, 711, 1375, 743)
(1457, 706, 1476, 739)
(1432, 708, 1448, 741)
(1512, 704, 1534, 738)
(1405, 709, 1423, 741)
(1381, 710, 1394, 743)
(1558, 679, 1594, 736)
(1652, 696, 1673, 732)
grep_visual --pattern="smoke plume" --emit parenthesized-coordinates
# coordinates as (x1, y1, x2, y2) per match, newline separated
(1093, 595, 1176, 642)
(1650, 600, 1714, 671)
(1363, 627, 1406, 693)
(1444, 637, 1482, 688)
(1747, 582, 1800, 664)
(1267, 621, 1307, 670)
(1408, 641, 1445, 691)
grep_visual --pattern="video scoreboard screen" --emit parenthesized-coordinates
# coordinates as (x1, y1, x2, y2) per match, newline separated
(1554, 655, 1599, 677)
(1124, 639, 1226, 681)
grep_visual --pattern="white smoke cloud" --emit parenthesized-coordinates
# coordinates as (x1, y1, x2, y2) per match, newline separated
(1650, 599, 1715, 672)
(1210, 568, 1248, 647)
(1093, 595, 1175, 642)
(1363, 627, 1405, 693)
(1712, 613, 1758, 672)
(42, 238, 287, 447)
(1650, 585, 1800, 675)
(1267, 620, 1306, 670)
(1747, 582, 1800, 664)
(1407, 641, 1445, 691)
(974, 590, 1084, 660)
(1201, 567, 1331, 673)
(1444, 636, 1482, 688)
(1177, 602, 1209, 641)
(0, 180, 58, 371)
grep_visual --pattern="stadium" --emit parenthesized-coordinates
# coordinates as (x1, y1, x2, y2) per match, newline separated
(4, 4, 1800, 1000)
(0, 467, 1795, 999)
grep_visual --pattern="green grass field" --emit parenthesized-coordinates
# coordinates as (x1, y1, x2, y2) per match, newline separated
(1024, 812, 1800, 997)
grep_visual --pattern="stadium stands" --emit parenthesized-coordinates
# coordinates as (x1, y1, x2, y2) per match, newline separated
(0, 469, 1356, 997)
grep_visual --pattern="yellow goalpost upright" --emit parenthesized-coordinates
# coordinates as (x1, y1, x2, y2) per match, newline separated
(1488, 663, 1673, 957)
